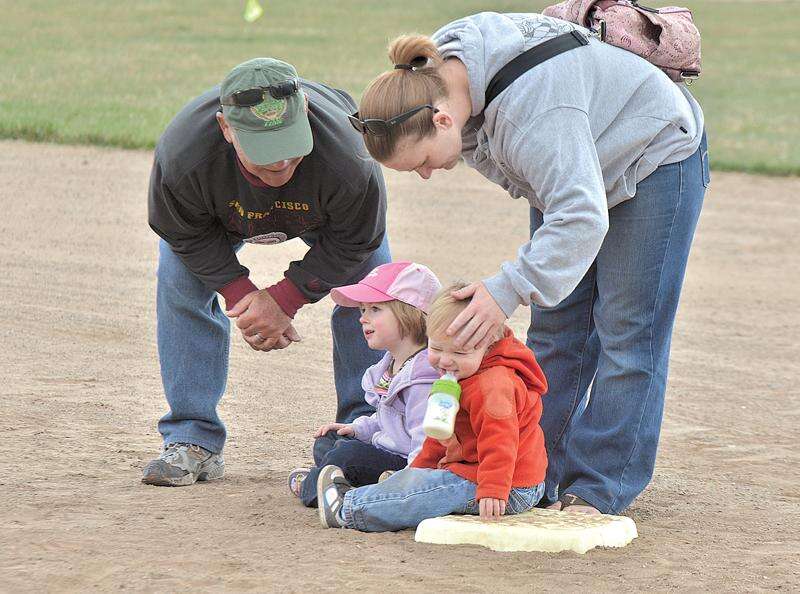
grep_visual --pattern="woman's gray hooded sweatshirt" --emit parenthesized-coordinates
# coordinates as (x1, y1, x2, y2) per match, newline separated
(432, 12, 704, 313)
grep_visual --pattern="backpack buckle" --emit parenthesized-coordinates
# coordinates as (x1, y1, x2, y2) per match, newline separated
(589, 19, 607, 41)
(680, 71, 700, 85)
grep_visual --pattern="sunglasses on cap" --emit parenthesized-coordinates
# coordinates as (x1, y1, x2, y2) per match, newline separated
(348, 105, 439, 136)
(220, 79, 301, 107)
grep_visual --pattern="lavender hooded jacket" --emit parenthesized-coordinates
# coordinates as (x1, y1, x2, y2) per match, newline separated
(350, 349, 438, 462)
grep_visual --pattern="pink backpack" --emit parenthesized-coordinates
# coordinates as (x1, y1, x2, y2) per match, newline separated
(542, 0, 701, 83)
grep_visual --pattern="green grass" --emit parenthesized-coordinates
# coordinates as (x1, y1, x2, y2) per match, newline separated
(1, 0, 797, 175)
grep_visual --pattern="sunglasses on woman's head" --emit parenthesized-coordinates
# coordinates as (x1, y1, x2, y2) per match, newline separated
(220, 79, 301, 107)
(348, 105, 439, 136)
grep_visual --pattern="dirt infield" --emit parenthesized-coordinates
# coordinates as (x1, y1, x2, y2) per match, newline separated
(2, 140, 798, 592)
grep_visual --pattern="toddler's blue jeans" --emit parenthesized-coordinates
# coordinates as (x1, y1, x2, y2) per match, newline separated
(341, 466, 545, 532)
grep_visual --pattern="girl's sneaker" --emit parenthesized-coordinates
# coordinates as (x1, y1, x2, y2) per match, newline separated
(317, 465, 352, 528)
(288, 468, 310, 498)
(378, 470, 395, 482)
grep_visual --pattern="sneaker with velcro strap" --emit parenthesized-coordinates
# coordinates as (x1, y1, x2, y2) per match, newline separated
(317, 465, 353, 528)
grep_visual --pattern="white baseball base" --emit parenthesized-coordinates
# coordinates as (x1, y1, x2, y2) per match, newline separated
(414, 508, 637, 553)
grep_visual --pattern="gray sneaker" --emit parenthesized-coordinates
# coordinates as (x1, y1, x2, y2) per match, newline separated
(141, 442, 224, 487)
(317, 465, 352, 528)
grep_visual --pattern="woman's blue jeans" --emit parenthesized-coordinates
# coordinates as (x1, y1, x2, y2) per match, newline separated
(155, 235, 391, 454)
(529, 134, 709, 514)
(341, 467, 545, 532)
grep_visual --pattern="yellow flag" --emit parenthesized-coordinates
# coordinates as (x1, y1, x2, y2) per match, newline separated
(244, 0, 264, 22)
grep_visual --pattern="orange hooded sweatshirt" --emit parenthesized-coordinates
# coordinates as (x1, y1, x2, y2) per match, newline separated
(411, 327, 548, 501)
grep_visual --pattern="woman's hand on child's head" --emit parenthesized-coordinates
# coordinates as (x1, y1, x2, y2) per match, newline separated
(314, 422, 355, 438)
(479, 497, 506, 521)
(447, 283, 506, 351)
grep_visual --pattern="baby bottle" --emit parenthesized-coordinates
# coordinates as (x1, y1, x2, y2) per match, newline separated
(422, 373, 462, 440)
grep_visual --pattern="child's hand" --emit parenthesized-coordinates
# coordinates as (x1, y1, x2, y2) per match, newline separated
(479, 498, 506, 521)
(314, 423, 355, 438)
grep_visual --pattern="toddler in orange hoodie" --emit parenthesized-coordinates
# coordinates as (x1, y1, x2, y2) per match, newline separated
(318, 282, 548, 531)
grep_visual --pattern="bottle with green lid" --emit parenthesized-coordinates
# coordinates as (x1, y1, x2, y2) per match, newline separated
(422, 373, 462, 440)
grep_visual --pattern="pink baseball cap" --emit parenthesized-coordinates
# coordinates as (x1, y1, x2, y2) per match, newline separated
(330, 261, 441, 314)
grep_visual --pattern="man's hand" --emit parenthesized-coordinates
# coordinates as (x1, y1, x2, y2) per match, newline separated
(314, 422, 355, 438)
(446, 282, 507, 350)
(479, 497, 507, 521)
(226, 289, 302, 352)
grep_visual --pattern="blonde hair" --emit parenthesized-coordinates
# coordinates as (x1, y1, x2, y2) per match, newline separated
(384, 299, 428, 345)
(427, 282, 505, 342)
(359, 34, 448, 162)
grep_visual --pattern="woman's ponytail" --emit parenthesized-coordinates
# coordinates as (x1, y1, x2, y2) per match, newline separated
(388, 35, 443, 71)
(357, 34, 448, 162)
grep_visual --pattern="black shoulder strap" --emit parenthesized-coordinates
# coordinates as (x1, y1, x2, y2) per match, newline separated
(484, 30, 589, 108)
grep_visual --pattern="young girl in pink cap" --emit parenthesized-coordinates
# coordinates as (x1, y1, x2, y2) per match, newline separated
(288, 261, 441, 508)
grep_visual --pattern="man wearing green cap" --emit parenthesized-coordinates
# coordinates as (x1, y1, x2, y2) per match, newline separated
(144, 58, 389, 486)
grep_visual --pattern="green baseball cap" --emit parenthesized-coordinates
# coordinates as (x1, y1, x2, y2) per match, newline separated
(220, 58, 313, 165)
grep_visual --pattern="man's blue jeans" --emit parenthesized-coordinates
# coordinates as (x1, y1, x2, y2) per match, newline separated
(341, 467, 545, 532)
(155, 235, 391, 454)
(299, 431, 407, 507)
(529, 134, 709, 514)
